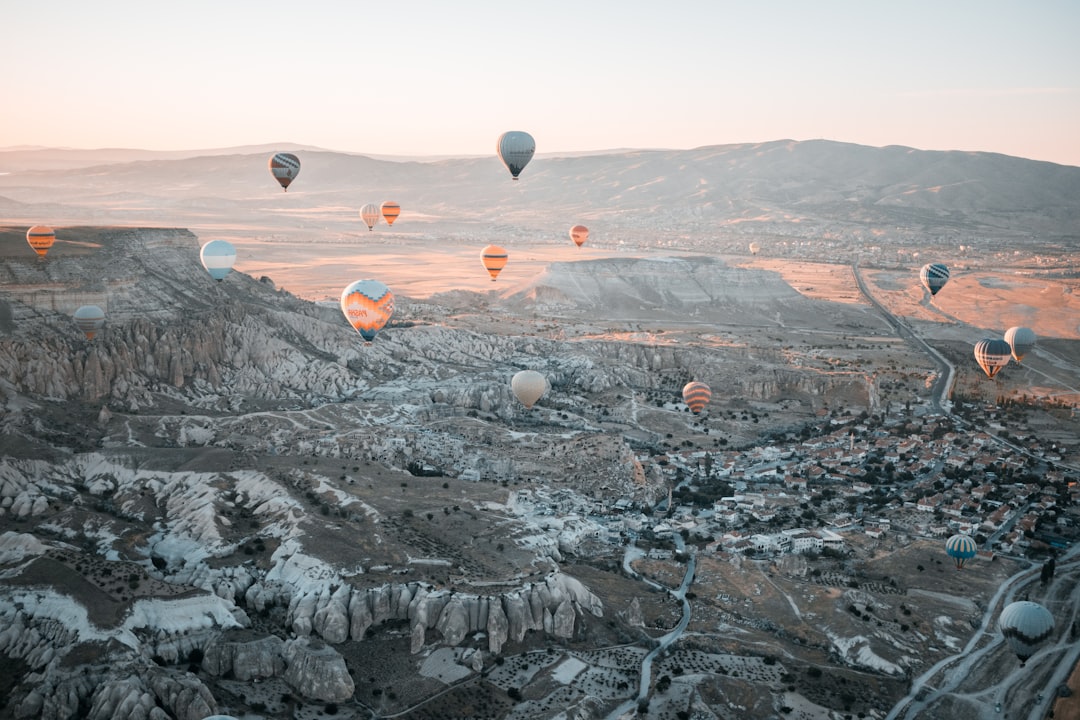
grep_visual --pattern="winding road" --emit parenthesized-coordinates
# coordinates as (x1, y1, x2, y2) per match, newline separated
(849, 262, 1080, 719)
(605, 538, 697, 719)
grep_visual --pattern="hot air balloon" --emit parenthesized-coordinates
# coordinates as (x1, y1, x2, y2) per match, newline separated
(26, 225, 56, 259)
(919, 263, 950, 296)
(749, 242, 760, 256)
(511, 370, 547, 409)
(73, 305, 105, 340)
(1003, 326, 1036, 363)
(268, 152, 300, 191)
(481, 245, 508, 281)
(682, 381, 711, 414)
(496, 131, 535, 180)
(999, 600, 1054, 665)
(569, 225, 589, 248)
(360, 203, 380, 230)
(974, 338, 1012, 379)
(340, 279, 394, 342)
(200, 240, 237, 281)
(945, 534, 978, 569)
(381, 201, 401, 226)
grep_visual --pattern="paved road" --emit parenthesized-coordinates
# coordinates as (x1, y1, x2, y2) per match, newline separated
(886, 545, 1080, 720)
(607, 538, 696, 719)
(850, 262, 955, 412)
(852, 263, 1080, 719)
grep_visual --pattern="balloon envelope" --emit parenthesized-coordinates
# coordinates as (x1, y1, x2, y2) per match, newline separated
(1003, 326, 1036, 363)
(945, 534, 978, 569)
(381, 201, 401, 226)
(569, 225, 589, 248)
(360, 203, 380, 230)
(511, 370, 547, 409)
(974, 338, 1011, 379)
(920, 263, 950, 296)
(340, 279, 394, 342)
(682, 381, 712, 414)
(749, 242, 760, 255)
(496, 131, 535, 180)
(481, 245, 508, 281)
(200, 240, 237, 281)
(73, 305, 105, 340)
(26, 225, 56, 258)
(268, 152, 300, 191)
(999, 600, 1054, 663)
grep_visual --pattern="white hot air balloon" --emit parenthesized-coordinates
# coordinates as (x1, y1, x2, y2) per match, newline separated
(999, 600, 1054, 665)
(511, 370, 547, 409)
(496, 131, 535, 180)
(360, 203, 380, 230)
(1003, 326, 1036, 363)
(73, 305, 106, 340)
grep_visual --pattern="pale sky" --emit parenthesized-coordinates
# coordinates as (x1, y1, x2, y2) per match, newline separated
(4, 0, 1079, 166)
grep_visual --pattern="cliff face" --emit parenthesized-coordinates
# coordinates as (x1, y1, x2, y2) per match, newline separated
(0, 230, 871, 411)
(0, 228, 361, 408)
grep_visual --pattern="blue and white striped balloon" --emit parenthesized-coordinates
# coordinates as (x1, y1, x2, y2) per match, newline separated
(200, 240, 237, 282)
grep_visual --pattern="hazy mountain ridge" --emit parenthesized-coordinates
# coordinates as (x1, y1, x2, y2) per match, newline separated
(2, 140, 1078, 240)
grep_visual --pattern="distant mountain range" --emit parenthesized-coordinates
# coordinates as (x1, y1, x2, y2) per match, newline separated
(2, 140, 1079, 243)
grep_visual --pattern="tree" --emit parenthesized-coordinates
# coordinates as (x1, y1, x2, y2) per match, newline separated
(1041, 557, 1057, 584)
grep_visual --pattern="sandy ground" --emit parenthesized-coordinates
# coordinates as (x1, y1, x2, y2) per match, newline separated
(229, 235, 633, 301)
(224, 236, 1080, 347)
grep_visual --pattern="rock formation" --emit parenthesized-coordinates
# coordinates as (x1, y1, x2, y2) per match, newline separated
(281, 637, 354, 702)
(202, 634, 286, 680)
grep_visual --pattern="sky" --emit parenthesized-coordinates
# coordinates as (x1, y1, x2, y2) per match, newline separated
(3, 0, 1079, 166)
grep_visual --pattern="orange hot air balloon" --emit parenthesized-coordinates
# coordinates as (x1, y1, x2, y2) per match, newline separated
(381, 201, 401, 226)
(481, 245, 508, 281)
(26, 225, 56, 259)
(340, 279, 395, 343)
(682, 381, 711, 414)
(569, 225, 589, 248)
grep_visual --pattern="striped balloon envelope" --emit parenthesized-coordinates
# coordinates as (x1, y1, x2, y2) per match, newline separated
(682, 381, 712, 414)
(999, 600, 1054, 664)
(200, 240, 237, 281)
(26, 225, 56, 258)
(919, 263, 950, 296)
(496, 131, 535, 180)
(945, 533, 978, 569)
(359, 204, 380, 230)
(340, 279, 394, 343)
(481, 245, 508, 281)
(73, 305, 105, 340)
(268, 152, 300, 191)
(380, 201, 401, 226)
(974, 338, 1011, 379)
(569, 225, 589, 248)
